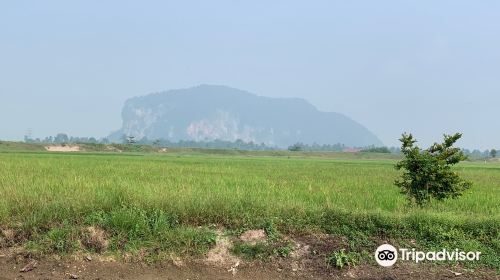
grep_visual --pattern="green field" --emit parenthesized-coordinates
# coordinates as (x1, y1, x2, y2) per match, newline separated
(0, 148, 499, 268)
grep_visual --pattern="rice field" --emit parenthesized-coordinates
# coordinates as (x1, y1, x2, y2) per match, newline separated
(0, 149, 499, 267)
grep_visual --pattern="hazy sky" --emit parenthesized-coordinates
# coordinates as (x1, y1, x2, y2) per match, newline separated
(1, 1, 499, 149)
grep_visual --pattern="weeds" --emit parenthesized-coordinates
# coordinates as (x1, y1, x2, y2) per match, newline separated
(326, 250, 358, 269)
(273, 242, 294, 258)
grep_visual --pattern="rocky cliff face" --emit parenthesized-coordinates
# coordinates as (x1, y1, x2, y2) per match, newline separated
(110, 85, 382, 147)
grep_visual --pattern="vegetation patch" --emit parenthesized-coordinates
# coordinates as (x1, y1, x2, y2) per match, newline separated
(26, 225, 79, 254)
(0, 151, 498, 269)
(325, 249, 359, 269)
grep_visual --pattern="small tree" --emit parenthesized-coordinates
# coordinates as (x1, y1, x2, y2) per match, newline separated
(491, 149, 497, 158)
(54, 133, 69, 144)
(395, 133, 472, 206)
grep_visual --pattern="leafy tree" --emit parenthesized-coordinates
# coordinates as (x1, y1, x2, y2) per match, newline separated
(54, 133, 69, 144)
(395, 133, 472, 206)
(491, 149, 497, 158)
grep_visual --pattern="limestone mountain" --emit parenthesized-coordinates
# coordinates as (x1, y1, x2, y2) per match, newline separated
(110, 85, 383, 147)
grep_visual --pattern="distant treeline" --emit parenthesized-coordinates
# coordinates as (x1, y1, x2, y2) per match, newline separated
(23, 133, 497, 158)
(287, 143, 399, 153)
(287, 142, 346, 152)
(136, 138, 277, 151)
(24, 133, 276, 151)
(461, 148, 497, 160)
(25, 134, 108, 144)
(360, 146, 392, 153)
(26, 133, 378, 152)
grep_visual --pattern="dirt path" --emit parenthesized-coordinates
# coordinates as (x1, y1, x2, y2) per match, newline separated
(0, 255, 497, 280)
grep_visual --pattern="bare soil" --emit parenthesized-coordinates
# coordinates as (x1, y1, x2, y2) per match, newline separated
(239, 229, 267, 245)
(0, 232, 497, 279)
(0, 249, 497, 280)
(44, 145, 81, 152)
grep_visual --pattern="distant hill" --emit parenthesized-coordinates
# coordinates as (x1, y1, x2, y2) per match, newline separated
(110, 85, 383, 147)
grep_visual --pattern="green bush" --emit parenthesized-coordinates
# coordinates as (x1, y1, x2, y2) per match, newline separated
(395, 133, 472, 206)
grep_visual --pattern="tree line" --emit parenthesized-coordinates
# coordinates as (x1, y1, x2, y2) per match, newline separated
(23, 133, 497, 157)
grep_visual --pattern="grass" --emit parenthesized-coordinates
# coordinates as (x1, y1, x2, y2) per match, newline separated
(0, 148, 498, 268)
(232, 242, 270, 259)
(0, 141, 45, 152)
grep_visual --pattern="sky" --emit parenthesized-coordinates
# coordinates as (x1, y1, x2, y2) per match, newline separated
(1, 0, 499, 149)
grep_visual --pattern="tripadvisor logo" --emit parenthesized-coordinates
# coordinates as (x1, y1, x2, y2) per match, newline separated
(375, 244, 398, 267)
(375, 244, 481, 267)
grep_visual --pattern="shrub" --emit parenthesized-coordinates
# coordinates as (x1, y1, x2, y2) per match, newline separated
(395, 133, 472, 206)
